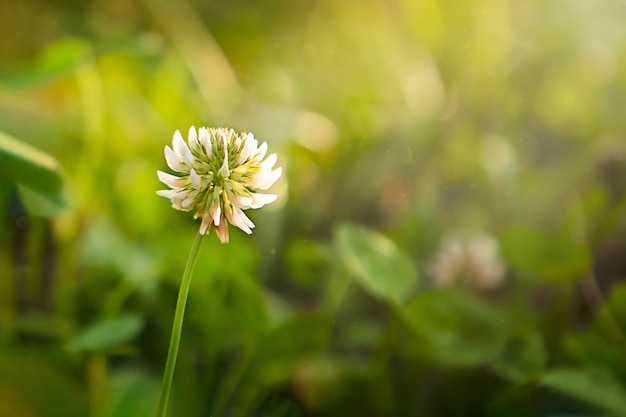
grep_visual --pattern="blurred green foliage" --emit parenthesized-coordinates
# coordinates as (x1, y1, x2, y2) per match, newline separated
(1, 0, 626, 416)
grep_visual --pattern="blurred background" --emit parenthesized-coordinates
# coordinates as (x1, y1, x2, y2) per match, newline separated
(1, 0, 626, 416)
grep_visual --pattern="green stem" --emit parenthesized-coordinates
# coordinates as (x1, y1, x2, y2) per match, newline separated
(87, 354, 107, 417)
(212, 341, 255, 417)
(154, 232, 204, 417)
(320, 269, 350, 315)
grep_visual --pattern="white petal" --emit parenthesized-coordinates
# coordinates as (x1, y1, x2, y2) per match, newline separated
(219, 129, 229, 153)
(237, 136, 257, 165)
(157, 189, 189, 199)
(253, 167, 282, 190)
(173, 130, 196, 167)
(188, 126, 199, 153)
(200, 214, 212, 235)
(165, 146, 186, 172)
(239, 208, 255, 228)
(190, 168, 202, 189)
(181, 192, 197, 209)
(230, 193, 253, 210)
(210, 206, 221, 226)
(261, 153, 278, 170)
(199, 127, 213, 160)
(214, 221, 229, 244)
(171, 201, 186, 211)
(250, 193, 277, 208)
(209, 191, 222, 226)
(218, 156, 230, 177)
(247, 153, 278, 187)
(172, 130, 185, 156)
(157, 170, 187, 188)
(225, 204, 253, 234)
(256, 142, 268, 159)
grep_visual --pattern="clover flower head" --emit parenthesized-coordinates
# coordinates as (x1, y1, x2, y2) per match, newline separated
(157, 127, 282, 243)
(428, 233, 506, 291)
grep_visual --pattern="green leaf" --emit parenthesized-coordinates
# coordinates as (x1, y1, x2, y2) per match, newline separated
(401, 290, 505, 367)
(187, 272, 269, 348)
(600, 282, 626, 328)
(334, 223, 418, 305)
(542, 368, 626, 417)
(0, 130, 65, 216)
(563, 186, 608, 245)
(108, 369, 160, 417)
(2, 37, 90, 88)
(250, 315, 329, 386)
(564, 331, 625, 372)
(255, 394, 306, 417)
(16, 182, 65, 217)
(499, 226, 591, 282)
(66, 315, 144, 353)
(491, 329, 547, 381)
(80, 216, 159, 286)
(0, 350, 88, 417)
(216, 272, 269, 338)
(284, 238, 329, 285)
(564, 282, 626, 372)
(14, 313, 72, 342)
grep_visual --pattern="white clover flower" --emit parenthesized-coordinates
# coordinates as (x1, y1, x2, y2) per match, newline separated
(428, 234, 506, 291)
(157, 127, 282, 243)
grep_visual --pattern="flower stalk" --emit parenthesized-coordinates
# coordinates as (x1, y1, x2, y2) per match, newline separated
(154, 232, 204, 417)
(154, 126, 281, 416)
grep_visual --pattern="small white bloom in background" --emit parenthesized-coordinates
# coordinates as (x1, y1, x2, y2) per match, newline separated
(428, 234, 506, 291)
(157, 127, 282, 243)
